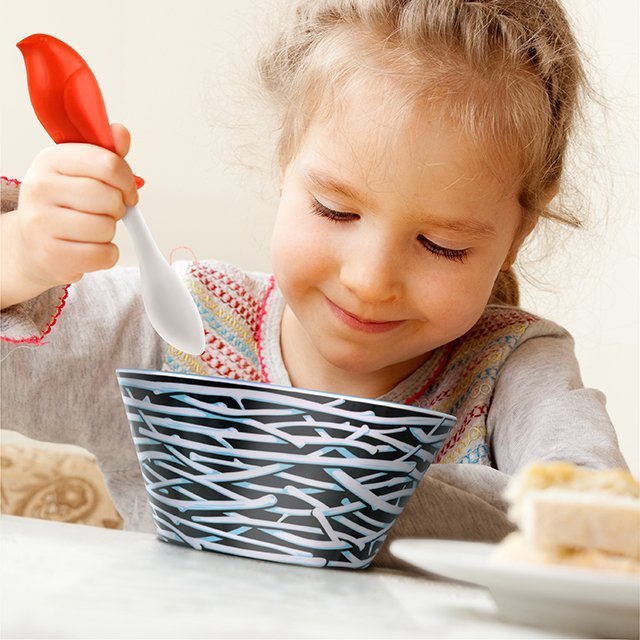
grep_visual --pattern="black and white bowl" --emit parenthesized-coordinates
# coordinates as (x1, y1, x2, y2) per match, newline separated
(116, 369, 456, 569)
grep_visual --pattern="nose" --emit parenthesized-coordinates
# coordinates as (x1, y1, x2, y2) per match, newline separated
(339, 237, 403, 304)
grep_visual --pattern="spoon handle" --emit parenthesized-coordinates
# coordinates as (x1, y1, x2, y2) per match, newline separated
(123, 205, 205, 356)
(123, 205, 165, 264)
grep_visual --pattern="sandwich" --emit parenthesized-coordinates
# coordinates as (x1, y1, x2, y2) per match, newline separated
(495, 461, 639, 574)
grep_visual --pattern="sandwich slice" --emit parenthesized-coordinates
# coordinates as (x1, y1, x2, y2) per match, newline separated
(495, 461, 639, 574)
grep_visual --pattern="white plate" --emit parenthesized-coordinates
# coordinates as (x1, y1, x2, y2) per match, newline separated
(390, 538, 640, 639)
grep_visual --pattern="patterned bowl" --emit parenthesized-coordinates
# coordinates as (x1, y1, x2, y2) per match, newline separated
(116, 369, 456, 569)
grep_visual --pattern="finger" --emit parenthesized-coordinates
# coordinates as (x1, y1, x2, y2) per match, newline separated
(54, 239, 120, 275)
(50, 207, 118, 244)
(47, 143, 138, 206)
(109, 124, 143, 190)
(110, 122, 131, 158)
(45, 174, 127, 220)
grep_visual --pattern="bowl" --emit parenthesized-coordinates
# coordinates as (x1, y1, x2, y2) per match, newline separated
(116, 369, 456, 569)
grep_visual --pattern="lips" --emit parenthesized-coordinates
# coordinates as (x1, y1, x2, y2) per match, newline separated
(326, 298, 406, 334)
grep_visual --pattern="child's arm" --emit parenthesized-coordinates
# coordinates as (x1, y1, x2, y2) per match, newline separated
(487, 322, 628, 472)
(1, 175, 164, 532)
(373, 463, 514, 570)
(373, 321, 627, 571)
(1, 264, 165, 532)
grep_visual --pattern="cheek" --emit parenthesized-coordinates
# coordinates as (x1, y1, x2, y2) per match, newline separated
(410, 258, 502, 327)
(271, 194, 337, 293)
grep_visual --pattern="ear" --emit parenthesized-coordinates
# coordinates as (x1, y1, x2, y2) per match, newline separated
(501, 217, 535, 271)
(501, 183, 559, 271)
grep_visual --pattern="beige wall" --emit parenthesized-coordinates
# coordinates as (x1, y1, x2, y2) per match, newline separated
(2, 0, 637, 471)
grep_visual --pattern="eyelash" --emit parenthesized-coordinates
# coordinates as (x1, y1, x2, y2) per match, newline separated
(310, 198, 358, 223)
(310, 198, 471, 263)
(418, 236, 470, 263)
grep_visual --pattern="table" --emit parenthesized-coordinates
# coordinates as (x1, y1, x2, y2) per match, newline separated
(1, 515, 575, 639)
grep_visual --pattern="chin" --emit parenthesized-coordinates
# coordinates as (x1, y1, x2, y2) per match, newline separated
(317, 341, 394, 375)
(323, 349, 370, 373)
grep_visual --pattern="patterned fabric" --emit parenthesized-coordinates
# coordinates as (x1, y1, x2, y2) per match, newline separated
(422, 309, 536, 465)
(164, 260, 275, 380)
(162, 259, 539, 469)
(0, 437, 123, 529)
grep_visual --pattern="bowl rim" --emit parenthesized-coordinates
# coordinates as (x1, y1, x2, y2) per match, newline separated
(116, 368, 456, 423)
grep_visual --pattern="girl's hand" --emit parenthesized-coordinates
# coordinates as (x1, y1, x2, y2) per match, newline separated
(1, 123, 138, 309)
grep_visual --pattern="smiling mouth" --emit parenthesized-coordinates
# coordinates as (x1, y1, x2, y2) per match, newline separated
(326, 298, 406, 334)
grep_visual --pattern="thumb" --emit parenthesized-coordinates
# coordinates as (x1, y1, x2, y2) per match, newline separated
(110, 122, 131, 158)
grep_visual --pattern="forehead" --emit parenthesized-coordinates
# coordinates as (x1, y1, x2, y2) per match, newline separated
(293, 81, 520, 209)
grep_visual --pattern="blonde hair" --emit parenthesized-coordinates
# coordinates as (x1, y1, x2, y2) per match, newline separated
(257, 0, 588, 306)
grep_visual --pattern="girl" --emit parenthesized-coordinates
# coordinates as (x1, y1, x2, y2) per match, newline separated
(0, 0, 627, 569)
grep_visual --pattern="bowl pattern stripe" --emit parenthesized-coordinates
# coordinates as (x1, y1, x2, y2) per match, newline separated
(117, 371, 455, 568)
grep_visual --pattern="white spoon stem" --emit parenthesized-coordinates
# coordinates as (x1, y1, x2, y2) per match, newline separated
(123, 205, 205, 355)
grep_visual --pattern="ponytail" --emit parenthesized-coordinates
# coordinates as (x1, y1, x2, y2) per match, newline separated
(489, 269, 519, 307)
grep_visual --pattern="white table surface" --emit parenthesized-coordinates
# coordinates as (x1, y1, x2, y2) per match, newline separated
(0, 515, 576, 639)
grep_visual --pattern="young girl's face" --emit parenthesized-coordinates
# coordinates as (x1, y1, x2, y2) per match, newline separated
(271, 88, 528, 395)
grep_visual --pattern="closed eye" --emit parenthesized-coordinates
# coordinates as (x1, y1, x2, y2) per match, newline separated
(418, 235, 470, 263)
(311, 198, 470, 263)
(310, 198, 359, 222)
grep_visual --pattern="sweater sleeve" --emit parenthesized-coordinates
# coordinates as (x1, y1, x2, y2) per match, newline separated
(1, 175, 165, 475)
(1, 266, 165, 534)
(487, 319, 628, 473)
(373, 463, 515, 570)
(375, 318, 628, 571)
(1, 267, 165, 463)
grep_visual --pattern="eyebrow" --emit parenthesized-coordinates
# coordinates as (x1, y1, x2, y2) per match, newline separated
(303, 168, 498, 239)
(304, 168, 364, 202)
(428, 217, 497, 238)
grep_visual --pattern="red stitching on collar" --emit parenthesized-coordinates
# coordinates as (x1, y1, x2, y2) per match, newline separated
(256, 275, 276, 383)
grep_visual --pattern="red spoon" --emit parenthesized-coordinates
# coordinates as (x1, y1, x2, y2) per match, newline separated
(17, 34, 205, 355)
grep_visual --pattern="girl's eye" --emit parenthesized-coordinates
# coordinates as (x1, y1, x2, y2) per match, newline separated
(310, 198, 359, 222)
(310, 199, 469, 263)
(418, 235, 470, 263)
